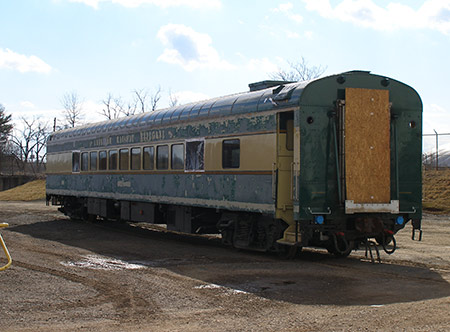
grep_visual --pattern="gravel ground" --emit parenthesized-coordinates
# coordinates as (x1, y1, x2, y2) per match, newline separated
(0, 201, 449, 332)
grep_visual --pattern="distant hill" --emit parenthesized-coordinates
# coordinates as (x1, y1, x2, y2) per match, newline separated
(423, 141, 450, 168)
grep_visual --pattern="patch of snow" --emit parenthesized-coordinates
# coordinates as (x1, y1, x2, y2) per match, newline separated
(61, 255, 146, 270)
(194, 283, 249, 295)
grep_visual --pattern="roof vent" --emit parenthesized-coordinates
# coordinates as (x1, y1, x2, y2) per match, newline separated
(248, 80, 295, 92)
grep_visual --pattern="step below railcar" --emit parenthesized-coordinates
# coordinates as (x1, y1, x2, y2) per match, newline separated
(46, 71, 422, 257)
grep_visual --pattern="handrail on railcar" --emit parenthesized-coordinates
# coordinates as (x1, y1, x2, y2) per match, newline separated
(0, 223, 12, 271)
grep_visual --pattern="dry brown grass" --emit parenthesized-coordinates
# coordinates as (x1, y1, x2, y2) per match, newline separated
(422, 169, 450, 214)
(0, 179, 46, 201)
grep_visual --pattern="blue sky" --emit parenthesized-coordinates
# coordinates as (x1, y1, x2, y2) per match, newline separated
(1, 0, 450, 150)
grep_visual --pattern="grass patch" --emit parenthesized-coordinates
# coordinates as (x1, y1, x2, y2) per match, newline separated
(0, 179, 46, 201)
(422, 169, 450, 214)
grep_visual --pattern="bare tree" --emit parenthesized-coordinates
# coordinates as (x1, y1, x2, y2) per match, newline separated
(100, 93, 125, 120)
(10, 117, 50, 174)
(32, 121, 50, 168)
(124, 98, 138, 117)
(271, 56, 327, 82)
(150, 86, 162, 111)
(99, 87, 163, 120)
(133, 86, 161, 113)
(133, 88, 149, 113)
(168, 89, 179, 107)
(61, 91, 84, 128)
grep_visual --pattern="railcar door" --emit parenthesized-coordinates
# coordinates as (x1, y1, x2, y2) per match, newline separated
(275, 111, 295, 226)
(343, 88, 395, 213)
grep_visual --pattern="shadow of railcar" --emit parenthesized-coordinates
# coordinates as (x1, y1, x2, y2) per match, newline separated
(8, 217, 450, 306)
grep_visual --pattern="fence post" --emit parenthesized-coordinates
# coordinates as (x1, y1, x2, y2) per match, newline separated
(433, 129, 439, 170)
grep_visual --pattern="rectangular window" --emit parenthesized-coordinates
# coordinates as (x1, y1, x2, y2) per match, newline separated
(156, 145, 169, 170)
(185, 140, 204, 171)
(119, 148, 129, 170)
(90, 151, 98, 171)
(280, 112, 294, 151)
(99, 151, 107, 170)
(72, 151, 80, 173)
(143, 146, 154, 170)
(286, 119, 294, 151)
(171, 144, 184, 170)
(222, 139, 240, 169)
(81, 152, 89, 171)
(109, 150, 118, 170)
(131, 147, 141, 170)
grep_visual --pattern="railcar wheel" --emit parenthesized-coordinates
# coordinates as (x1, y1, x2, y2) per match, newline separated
(376, 234, 393, 246)
(327, 234, 354, 258)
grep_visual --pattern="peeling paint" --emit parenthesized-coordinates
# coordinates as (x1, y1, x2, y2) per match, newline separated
(117, 180, 131, 188)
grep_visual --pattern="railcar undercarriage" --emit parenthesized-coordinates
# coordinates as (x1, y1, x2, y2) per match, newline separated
(48, 194, 409, 259)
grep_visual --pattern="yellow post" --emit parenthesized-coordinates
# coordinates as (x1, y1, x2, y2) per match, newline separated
(0, 223, 12, 271)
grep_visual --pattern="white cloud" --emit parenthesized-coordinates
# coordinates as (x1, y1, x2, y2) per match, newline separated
(247, 57, 280, 73)
(303, 0, 450, 34)
(0, 48, 52, 74)
(19, 101, 36, 109)
(157, 24, 234, 72)
(286, 30, 301, 39)
(422, 103, 450, 153)
(272, 2, 303, 23)
(423, 103, 450, 134)
(69, 0, 221, 9)
(303, 0, 333, 17)
(170, 90, 210, 105)
(83, 100, 105, 123)
(421, 0, 450, 35)
(304, 31, 314, 39)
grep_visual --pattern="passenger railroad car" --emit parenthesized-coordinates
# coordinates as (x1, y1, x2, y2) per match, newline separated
(46, 71, 423, 256)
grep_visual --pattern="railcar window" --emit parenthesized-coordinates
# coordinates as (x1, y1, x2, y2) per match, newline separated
(185, 140, 204, 171)
(99, 151, 107, 170)
(90, 151, 98, 171)
(222, 139, 240, 169)
(171, 144, 184, 170)
(109, 150, 118, 170)
(286, 119, 294, 151)
(131, 147, 141, 170)
(72, 151, 80, 173)
(119, 148, 129, 170)
(81, 152, 89, 171)
(157, 145, 169, 170)
(143, 146, 154, 170)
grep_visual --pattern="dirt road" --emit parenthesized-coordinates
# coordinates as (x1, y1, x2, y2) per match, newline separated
(0, 201, 449, 331)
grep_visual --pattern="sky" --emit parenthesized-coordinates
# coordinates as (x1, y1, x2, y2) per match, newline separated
(1, 0, 450, 151)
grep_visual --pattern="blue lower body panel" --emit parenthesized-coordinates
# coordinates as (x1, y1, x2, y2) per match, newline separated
(46, 173, 275, 214)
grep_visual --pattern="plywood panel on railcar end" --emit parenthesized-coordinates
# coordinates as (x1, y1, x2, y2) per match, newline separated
(345, 88, 391, 204)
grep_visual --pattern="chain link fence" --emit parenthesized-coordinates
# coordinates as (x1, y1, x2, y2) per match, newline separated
(423, 132, 450, 170)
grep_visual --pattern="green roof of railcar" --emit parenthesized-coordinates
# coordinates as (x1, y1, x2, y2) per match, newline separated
(49, 80, 308, 142)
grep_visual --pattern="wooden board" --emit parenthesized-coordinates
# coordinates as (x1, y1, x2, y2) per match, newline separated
(345, 88, 390, 204)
